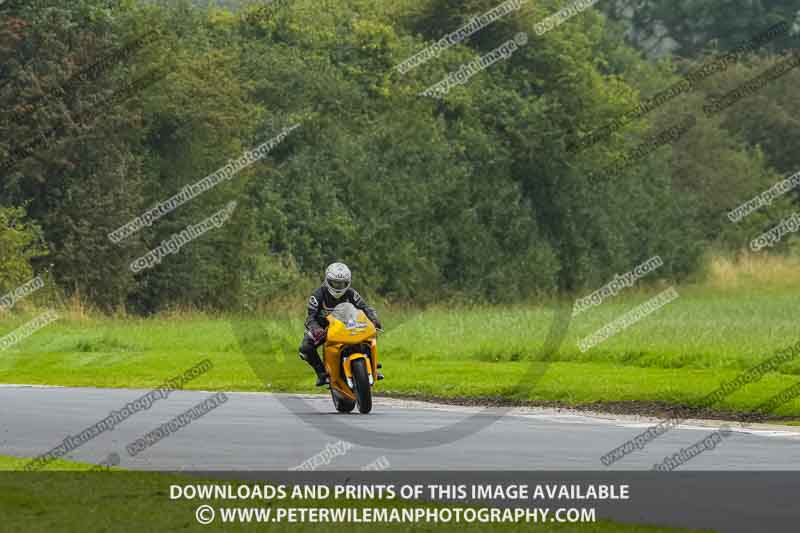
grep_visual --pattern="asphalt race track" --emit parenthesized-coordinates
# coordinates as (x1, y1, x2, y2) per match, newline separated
(2, 385, 800, 470)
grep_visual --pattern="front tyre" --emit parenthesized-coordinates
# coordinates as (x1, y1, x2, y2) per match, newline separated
(351, 358, 373, 414)
(331, 388, 355, 413)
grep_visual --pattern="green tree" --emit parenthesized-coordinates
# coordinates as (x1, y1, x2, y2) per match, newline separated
(0, 207, 47, 292)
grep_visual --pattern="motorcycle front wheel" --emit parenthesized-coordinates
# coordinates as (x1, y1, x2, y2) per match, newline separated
(351, 358, 373, 414)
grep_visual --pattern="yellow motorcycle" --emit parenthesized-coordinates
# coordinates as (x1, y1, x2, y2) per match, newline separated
(323, 303, 379, 414)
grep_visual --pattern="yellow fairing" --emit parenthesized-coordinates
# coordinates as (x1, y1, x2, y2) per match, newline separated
(323, 309, 378, 401)
(343, 353, 371, 380)
(326, 310, 376, 343)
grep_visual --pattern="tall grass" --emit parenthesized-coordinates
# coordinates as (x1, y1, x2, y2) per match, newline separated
(2, 254, 799, 406)
(707, 252, 800, 290)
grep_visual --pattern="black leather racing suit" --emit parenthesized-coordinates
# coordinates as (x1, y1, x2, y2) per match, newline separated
(298, 286, 380, 373)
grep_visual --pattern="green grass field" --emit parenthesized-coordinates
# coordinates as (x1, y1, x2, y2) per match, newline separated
(0, 455, 702, 533)
(1, 280, 800, 419)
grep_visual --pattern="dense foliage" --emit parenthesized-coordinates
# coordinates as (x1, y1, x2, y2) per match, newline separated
(1, 0, 798, 311)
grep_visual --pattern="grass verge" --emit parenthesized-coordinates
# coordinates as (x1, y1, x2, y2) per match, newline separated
(1, 285, 799, 420)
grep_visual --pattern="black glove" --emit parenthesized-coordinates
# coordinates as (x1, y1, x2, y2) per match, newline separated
(372, 318, 383, 331)
(309, 327, 326, 344)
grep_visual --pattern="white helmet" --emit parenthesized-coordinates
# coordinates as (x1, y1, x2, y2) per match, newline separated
(324, 262, 351, 298)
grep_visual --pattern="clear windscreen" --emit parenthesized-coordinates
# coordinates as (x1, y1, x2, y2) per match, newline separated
(331, 302, 359, 324)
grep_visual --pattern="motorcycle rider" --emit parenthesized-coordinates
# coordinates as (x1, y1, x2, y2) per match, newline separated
(299, 262, 383, 386)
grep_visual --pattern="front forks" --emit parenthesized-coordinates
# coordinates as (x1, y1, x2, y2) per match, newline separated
(343, 354, 374, 388)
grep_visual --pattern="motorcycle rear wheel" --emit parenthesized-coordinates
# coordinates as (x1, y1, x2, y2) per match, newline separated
(352, 358, 373, 414)
(331, 388, 355, 413)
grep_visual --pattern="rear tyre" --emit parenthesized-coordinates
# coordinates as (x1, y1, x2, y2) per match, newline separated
(352, 358, 373, 414)
(331, 389, 355, 413)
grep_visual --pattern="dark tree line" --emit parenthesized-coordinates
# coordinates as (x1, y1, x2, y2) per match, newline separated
(1, 0, 797, 311)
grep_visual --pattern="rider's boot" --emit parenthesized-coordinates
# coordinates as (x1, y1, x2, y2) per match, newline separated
(311, 358, 329, 386)
(300, 349, 329, 386)
(376, 362, 384, 380)
(314, 367, 330, 387)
